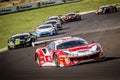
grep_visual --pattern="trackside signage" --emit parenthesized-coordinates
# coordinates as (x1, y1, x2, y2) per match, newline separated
(16, 3, 38, 11)
(0, 0, 79, 15)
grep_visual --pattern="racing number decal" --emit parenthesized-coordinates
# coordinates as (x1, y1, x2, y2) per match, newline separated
(15, 38, 20, 45)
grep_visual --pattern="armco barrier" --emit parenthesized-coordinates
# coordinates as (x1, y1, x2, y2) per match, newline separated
(0, 0, 79, 15)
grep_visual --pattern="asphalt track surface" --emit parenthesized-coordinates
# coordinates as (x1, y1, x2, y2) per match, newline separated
(0, 11, 120, 80)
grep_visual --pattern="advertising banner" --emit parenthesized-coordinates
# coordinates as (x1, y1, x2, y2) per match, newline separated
(0, 0, 79, 15)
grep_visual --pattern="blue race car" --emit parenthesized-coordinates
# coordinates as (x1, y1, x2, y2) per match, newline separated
(34, 24, 58, 37)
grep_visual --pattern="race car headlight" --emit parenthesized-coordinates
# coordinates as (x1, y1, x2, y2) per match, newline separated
(91, 45, 99, 53)
(65, 58, 70, 64)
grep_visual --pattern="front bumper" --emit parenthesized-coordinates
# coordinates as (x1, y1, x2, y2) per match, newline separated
(34, 30, 55, 37)
(59, 52, 100, 67)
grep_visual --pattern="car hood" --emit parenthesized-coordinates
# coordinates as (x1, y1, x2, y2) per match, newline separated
(67, 45, 89, 52)
(67, 15, 76, 18)
(62, 44, 100, 56)
(36, 28, 51, 32)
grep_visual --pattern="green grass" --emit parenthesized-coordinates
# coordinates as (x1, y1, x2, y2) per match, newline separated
(0, 0, 120, 49)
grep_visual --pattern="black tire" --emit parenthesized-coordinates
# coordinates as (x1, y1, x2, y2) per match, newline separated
(103, 8, 108, 13)
(114, 7, 117, 12)
(36, 54, 41, 66)
(53, 54, 59, 67)
(28, 38, 35, 46)
(78, 16, 81, 21)
(100, 56, 106, 61)
(54, 30, 58, 35)
(105, 9, 109, 13)
(32, 38, 35, 42)
(8, 46, 12, 50)
(60, 19, 64, 24)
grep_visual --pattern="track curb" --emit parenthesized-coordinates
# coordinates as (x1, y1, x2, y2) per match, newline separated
(0, 47, 8, 53)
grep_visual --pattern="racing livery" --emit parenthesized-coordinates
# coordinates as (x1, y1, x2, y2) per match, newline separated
(8, 33, 35, 49)
(33, 37, 104, 67)
(45, 20, 62, 30)
(34, 24, 58, 37)
(63, 12, 81, 22)
(96, 5, 117, 14)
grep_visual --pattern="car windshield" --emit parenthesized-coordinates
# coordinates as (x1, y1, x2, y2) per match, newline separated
(46, 21, 57, 25)
(57, 40, 88, 49)
(100, 6, 107, 9)
(38, 25, 51, 29)
(49, 17, 58, 20)
(13, 35, 29, 40)
(67, 13, 75, 16)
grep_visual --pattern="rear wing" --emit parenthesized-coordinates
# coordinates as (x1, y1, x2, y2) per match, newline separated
(32, 36, 72, 47)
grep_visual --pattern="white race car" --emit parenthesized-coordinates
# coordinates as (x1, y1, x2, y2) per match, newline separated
(45, 20, 62, 30)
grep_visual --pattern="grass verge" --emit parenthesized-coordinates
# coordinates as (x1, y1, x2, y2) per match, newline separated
(0, 0, 120, 49)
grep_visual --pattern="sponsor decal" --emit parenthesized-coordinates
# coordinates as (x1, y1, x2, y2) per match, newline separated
(0, 8, 12, 13)
(67, 0, 74, 1)
(16, 5, 32, 11)
(63, 0, 66, 3)
(41, 1, 56, 6)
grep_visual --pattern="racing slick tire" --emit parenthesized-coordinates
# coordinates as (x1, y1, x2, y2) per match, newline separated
(76, 16, 81, 21)
(53, 54, 59, 67)
(105, 9, 109, 13)
(36, 54, 41, 66)
(54, 30, 58, 35)
(114, 7, 117, 12)
(30, 38, 36, 46)
(8, 46, 12, 50)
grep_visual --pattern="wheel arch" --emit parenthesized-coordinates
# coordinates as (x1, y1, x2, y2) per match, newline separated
(35, 52, 39, 61)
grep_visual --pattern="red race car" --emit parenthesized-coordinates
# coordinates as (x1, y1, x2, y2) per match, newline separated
(63, 12, 81, 22)
(33, 37, 104, 67)
(96, 5, 117, 14)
